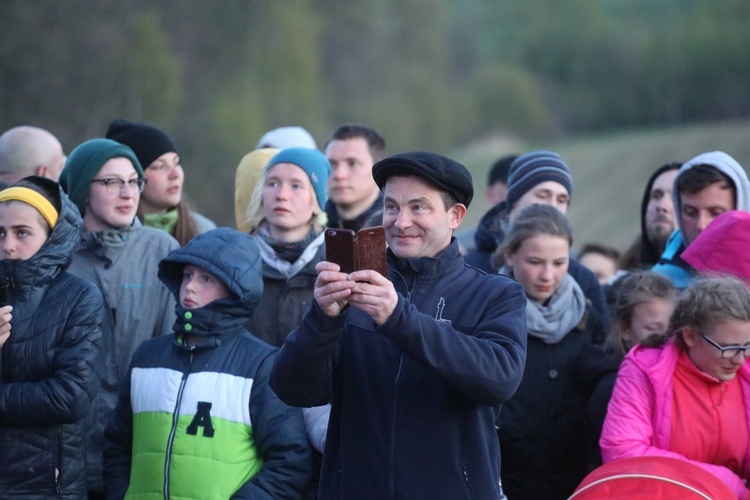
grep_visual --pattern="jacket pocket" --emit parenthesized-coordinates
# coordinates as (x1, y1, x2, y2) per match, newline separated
(461, 465, 478, 500)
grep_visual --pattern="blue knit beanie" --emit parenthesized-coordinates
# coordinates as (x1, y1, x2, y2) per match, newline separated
(265, 147, 331, 210)
(59, 138, 144, 217)
(506, 151, 573, 209)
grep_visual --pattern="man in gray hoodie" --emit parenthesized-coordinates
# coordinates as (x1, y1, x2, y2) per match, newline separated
(652, 151, 750, 288)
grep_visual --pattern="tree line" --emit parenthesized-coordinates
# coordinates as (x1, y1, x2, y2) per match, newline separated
(1, 0, 748, 223)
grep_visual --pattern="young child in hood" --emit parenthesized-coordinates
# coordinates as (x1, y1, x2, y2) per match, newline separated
(103, 228, 312, 499)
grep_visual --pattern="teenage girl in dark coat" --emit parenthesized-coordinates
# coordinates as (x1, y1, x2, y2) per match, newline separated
(497, 205, 617, 499)
(0, 177, 103, 498)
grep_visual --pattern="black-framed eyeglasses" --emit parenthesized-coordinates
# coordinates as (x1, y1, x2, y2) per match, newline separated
(91, 178, 147, 193)
(699, 332, 750, 359)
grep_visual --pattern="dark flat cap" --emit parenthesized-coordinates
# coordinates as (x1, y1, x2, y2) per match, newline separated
(372, 151, 474, 207)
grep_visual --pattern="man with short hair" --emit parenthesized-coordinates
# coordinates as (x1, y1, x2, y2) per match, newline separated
(0, 126, 66, 183)
(271, 151, 527, 499)
(324, 123, 386, 231)
(486, 154, 516, 206)
(619, 163, 681, 270)
(467, 151, 574, 272)
(505, 151, 573, 224)
(653, 151, 750, 288)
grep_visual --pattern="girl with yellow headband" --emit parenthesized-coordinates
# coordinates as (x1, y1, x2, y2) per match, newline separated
(0, 176, 104, 498)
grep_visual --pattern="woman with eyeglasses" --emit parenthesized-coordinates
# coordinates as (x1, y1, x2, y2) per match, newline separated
(601, 276, 750, 499)
(59, 138, 179, 499)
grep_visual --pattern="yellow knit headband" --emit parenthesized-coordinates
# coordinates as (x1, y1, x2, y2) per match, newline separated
(0, 187, 59, 229)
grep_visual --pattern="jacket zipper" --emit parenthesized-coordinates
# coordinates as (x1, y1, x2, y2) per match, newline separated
(387, 355, 404, 499)
(388, 271, 416, 499)
(462, 465, 478, 500)
(163, 349, 193, 499)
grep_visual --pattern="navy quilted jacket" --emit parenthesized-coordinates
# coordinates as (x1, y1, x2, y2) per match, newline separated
(0, 187, 104, 499)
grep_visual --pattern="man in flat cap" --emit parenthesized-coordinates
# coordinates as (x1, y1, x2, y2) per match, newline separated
(271, 151, 527, 499)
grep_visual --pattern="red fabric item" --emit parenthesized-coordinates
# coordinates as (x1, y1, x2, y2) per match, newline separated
(682, 210, 750, 283)
(570, 456, 736, 499)
(670, 351, 748, 477)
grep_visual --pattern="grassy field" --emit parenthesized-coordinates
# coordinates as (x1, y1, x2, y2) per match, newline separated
(453, 119, 750, 254)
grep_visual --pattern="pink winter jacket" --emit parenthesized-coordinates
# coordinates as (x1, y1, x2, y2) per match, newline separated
(600, 341, 750, 499)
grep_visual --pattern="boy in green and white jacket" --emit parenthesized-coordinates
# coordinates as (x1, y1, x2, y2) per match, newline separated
(104, 228, 312, 499)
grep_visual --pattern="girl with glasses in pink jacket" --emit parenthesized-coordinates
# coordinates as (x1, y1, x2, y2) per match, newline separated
(600, 277, 750, 499)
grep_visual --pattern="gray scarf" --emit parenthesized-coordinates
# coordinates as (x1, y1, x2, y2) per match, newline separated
(257, 230, 325, 280)
(501, 267, 586, 344)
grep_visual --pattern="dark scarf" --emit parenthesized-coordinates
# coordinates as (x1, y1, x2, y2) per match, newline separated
(258, 225, 319, 263)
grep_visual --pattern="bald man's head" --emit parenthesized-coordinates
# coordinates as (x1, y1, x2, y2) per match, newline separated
(0, 126, 66, 183)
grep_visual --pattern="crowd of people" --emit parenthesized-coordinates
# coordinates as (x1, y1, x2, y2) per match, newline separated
(0, 120, 749, 499)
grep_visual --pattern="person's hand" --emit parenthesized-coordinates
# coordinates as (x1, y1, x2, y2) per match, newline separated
(313, 261, 355, 317)
(346, 270, 398, 326)
(0, 305, 13, 348)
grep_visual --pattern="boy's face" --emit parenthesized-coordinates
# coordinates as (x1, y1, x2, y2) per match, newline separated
(179, 264, 232, 309)
(509, 181, 570, 224)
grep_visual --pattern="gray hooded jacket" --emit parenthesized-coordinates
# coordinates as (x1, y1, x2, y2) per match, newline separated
(653, 151, 750, 287)
(673, 151, 750, 245)
(67, 218, 178, 492)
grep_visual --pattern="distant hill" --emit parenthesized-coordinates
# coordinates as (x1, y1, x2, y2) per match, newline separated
(453, 119, 750, 254)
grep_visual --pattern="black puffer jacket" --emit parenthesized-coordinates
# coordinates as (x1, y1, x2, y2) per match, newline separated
(0, 187, 104, 499)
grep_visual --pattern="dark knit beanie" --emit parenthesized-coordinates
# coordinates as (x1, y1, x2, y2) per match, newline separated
(506, 151, 573, 209)
(265, 147, 331, 211)
(59, 138, 144, 216)
(372, 151, 474, 207)
(105, 119, 177, 169)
